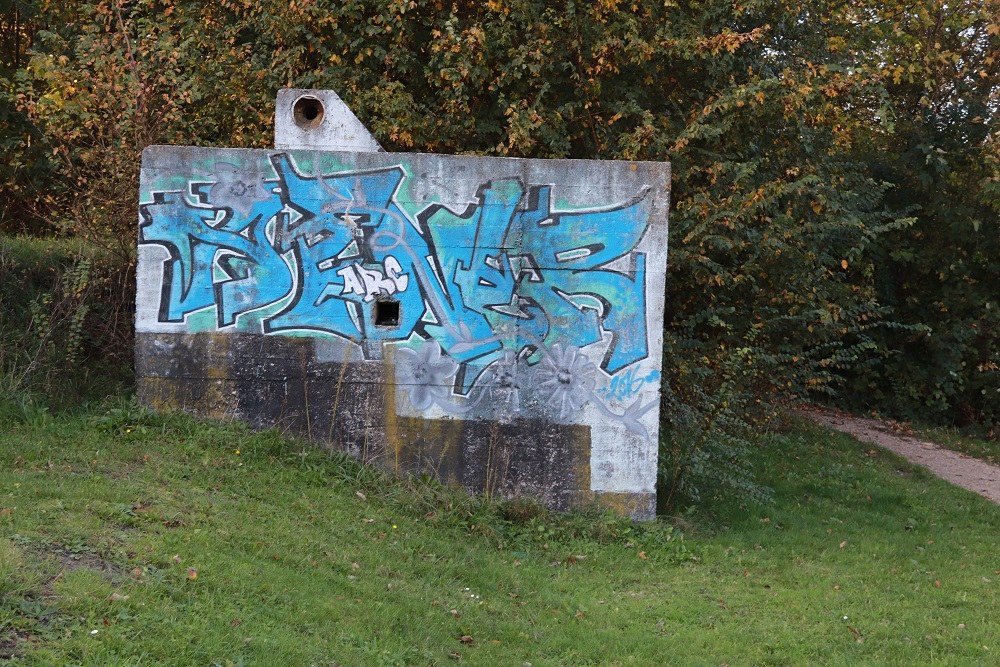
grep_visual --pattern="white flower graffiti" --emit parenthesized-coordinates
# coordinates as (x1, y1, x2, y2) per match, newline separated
(394, 339, 656, 440)
(396, 341, 458, 410)
(207, 163, 272, 216)
(536, 344, 597, 417)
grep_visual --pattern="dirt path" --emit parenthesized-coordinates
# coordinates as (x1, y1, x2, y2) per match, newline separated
(802, 409, 1000, 505)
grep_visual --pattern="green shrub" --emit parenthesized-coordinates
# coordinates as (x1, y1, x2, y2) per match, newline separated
(0, 235, 132, 401)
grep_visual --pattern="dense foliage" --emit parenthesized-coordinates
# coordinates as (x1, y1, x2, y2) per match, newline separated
(1, 0, 997, 505)
(835, 3, 1000, 429)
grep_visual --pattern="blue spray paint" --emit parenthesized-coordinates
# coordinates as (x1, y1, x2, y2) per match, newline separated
(140, 153, 654, 406)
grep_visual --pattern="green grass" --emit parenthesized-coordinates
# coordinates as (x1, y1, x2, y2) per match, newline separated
(1, 400, 999, 666)
(910, 424, 1000, 465)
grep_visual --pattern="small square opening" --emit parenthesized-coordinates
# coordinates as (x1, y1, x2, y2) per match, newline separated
(373, 300, 400, 327)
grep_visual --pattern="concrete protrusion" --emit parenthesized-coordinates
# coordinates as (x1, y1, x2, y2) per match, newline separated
(274, 88, 383, 152)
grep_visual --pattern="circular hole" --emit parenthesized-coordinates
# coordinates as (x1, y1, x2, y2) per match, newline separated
(292, 96, 325, 129)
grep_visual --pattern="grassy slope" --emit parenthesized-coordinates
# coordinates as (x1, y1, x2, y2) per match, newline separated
(912, 425, 1000, 465)
(1, 404, 998, 666)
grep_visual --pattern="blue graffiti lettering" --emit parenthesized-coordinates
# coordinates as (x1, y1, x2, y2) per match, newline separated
(140, 153, 655, 401)
(596, 368, 662, 402)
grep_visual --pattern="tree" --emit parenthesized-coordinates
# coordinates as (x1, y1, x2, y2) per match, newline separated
(837, 1, 1000, 430)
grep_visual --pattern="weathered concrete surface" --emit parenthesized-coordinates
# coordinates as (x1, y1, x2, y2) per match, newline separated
(136, 146, 669, 518)
(274, 89, 383, 152)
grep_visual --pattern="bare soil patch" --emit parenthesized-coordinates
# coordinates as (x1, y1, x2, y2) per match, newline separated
(802, 407, 1000, 505)
(0, 628, 33, 660)
(35, 543, 124, 579)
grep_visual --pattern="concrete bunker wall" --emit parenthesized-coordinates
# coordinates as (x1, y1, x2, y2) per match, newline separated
(136, 146, 670, 518)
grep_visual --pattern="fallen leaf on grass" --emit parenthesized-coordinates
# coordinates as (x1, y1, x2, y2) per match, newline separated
(186, 568, 198, 580)
(108, 593, 129, 602)
(839, 541, 847, 550)
(449, 609, 460, 618)
(458, 635, 474, 645)
(638, 551, 648, 560)
(356, 491, 367, 501)
(848, 626, 863, 642)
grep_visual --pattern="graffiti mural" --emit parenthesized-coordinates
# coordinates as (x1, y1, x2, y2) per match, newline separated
(137, 145, 670, 517)
(139, 150, 664, 440)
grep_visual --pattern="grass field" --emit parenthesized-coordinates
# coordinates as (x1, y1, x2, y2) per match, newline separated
(912, 424, 1000, 466)
(1, 400, 998, 666)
